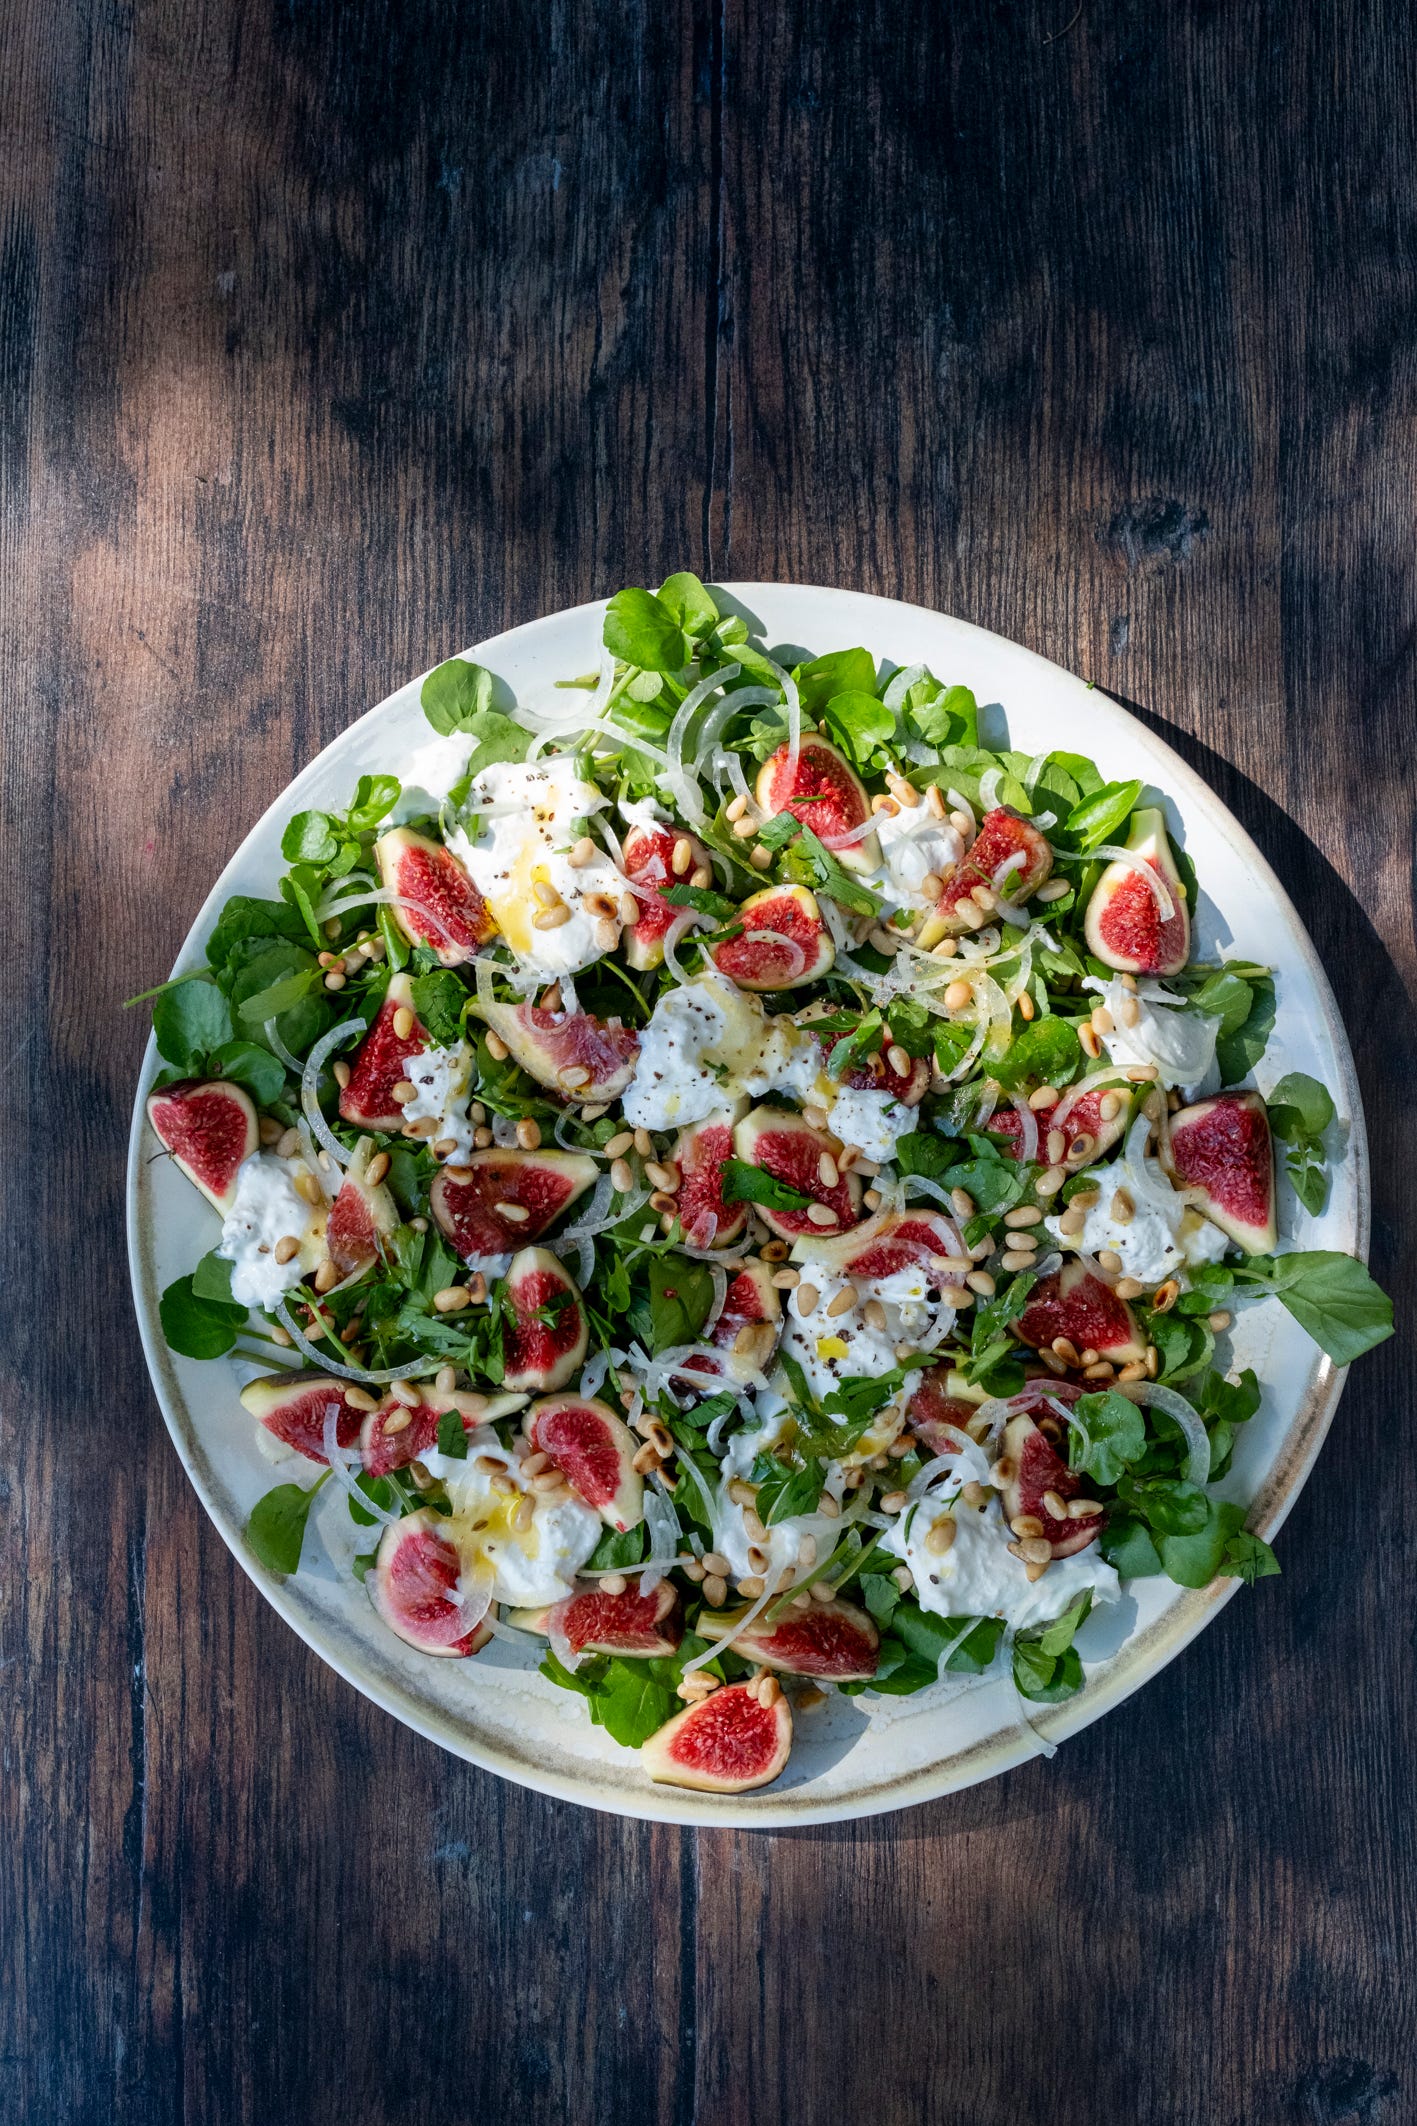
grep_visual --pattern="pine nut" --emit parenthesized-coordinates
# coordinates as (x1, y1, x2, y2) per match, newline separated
(965, 1269, 996, 1296)
(605, 1157, 632, 1194)
(925, 1516, 956, 1556)
(690, 865, 712, 889)
(1046, 1128, 1066, 1164)
(342, 1384, 378, 1412)
(1004, 1205, 1042, 1228)
(818, 1151, 839, 1188)
(494, 1201, 530, 1224)
(1111, 1187, 1135, 1224)
(1099, 1091, 1123, 1122)
(886, 1043, 911, 1076)
(951, 1187, 976, 1218)
(971, 885, 996, 912)
(871, 793, 900, 816)
(1019, 1536, 1053, 1565)
(485, 1031, 509, 1061)
(1079, 1023, 1102, 1059)
(825, 1282, 857, 1318)
(1091, 1006, 1115, 1036)
(392, 1080, 417, 1105)
(277, 1126, 301, 1158)
(863, 1298, 888, 1330)
(1042, 1489, 1067, 1520)
(794, 1283, 820, 1316)
(742, 1505, 767, 1543)
(362, 1150, 389, 1187)
(390, 1379, 422, 1409)
(881, 1490, 908, 1513)
(1011, 1514, 1045, 1539)
(644, 1160, 679, 1192)
(669, 835, 693, 877)
(533, 904, 571, 930)
(961, 1481, 988, 1508)
(515, 1117, 542, 1150)
(434, 1286, 471, 1313)
(1028, 1084, 1061, 1112)
(731, 814, 758, 839)
(569, 836, 596, 868)
(274, 1234, 300, 1265)
(1067, 1496, 1101, 1518)
(1119, 994, 1141, 1028)
(817, 1493, 841, 1519)
(925, 783, 947, 817)
(1153, 1279, 1180, 1313)
(1036, 878, 1068, 902)
(532, 879, 562, 909)
(530, 1469, 566, 1492)
(1209, 1310, 1232, 1331)
(1083, 1361, 1115, 1380)
(932, 936, 960, 960)
(944, 979, 973, 1011)
(886, 771, 920, 806)
(1052, 1337, 1080, 1364)
(806, 1203, 838, 1227)
(294, 1171, 324, 1206)
(472, 1127, 493, 1148)
(921, 872, 945, 902)
(726, 1479, 757, 1506)
(770, 1266, 801, 1289)
(1069, 1132, 1096, 1163)
(1098, 1249, 1123, 1273)
(757, 1673, 782, 1707)
(1000, 1249, 1036, 1273)
(726, 794, 749, 821)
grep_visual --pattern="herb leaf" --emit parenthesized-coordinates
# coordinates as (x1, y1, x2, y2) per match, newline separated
(604, 589, 690, 674)
(158, 1273, 247, 1360)
(247, 1477, 327, 1575)
(1240, 1250, 1393, 1365)
(720, 1159, 812, 1212)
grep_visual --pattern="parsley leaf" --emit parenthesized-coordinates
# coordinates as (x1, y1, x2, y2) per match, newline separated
(661, 881, 738, 920)
(720, 1159, 812, 1212)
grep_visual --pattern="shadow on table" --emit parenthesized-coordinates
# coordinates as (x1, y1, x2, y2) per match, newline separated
(768, 697, 1408, 1853)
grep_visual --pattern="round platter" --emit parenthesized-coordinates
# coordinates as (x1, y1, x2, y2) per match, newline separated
(126, 585, 1368, 1826)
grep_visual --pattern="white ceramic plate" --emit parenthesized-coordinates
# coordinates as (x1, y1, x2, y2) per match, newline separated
(126, 586, 1368, 1826)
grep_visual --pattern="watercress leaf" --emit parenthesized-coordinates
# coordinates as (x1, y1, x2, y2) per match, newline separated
(247, 1479, 325, 1575)
(1064, 778, 1144, 852)
(647, 1254, 716, 1355)
(656, 571, 719, 638)
(586, 1524, 650, 1571)
(1198, 1366, 1262, 1427)
(280, 810, 341, 865)
(347, 1473, 397, 1527)
(990, 1015, 1083, 1092)
(1287, 1148, 1329, 1215)
(603, 588, 690, 674)
(206, 894, 309, 973)
(409, 969, 469, 1047)
(1068, 1390, 1147, 1484)
(1014, 1641, 1084, 1704)
(1221, 1528, 1281, 1585)
(824, 1008, 884, 1081)
(1038, 1590, 1093, 1658)
(1190, 969, 1254, 1038)
(436, 1408, 469, 1459)
(152, 977, 233, 1069)
(209, 1038, 287, 1105)
(1157, 1498, 1245, 1588)
(894, 1129, 954, 1180)
(585, 1657, 681, 1749)
(1215, 976, 1276, 1084)
(860, 1572, 900, 1628)
(907, 681, 979, 749)
(940, 1153, 1024, 1216)
(422, 656, 494, 734)
(1267, 1071, 1335, 1144)
(823, 689, 896, 765)
(158, 1273, 246, 1359)
(346, 773, 403, 831)
(756, 1461, 824, 1526)
(970, 1271, 1037, 1359)
(1099, 1510, 1162, 1577)
(793, 648, 878, 710)
(1122, 1475, 1212, 1536)
(1242, 1250, 1393, 1365)
(721, 1158, 812, 1212)
(661, 881, 738, 920)
(463, 708, 532, 775)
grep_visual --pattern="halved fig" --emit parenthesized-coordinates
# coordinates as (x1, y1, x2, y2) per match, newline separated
(1014, 1259, 1147, 1365)
(526, 1394, 644, 1531)
(1049, 1075, 1133, 1170)
(621, 818, 713, 970)
(709, 885, 834, 992)
(509, 1575, 683, 1656)
(787, 1205, 960, 1279)
(641, 1681, 793, 1793)
(368, 1509, 494, 1657)
(430, 1149, 598, 1260)
(1001, 1409, 1106, 1558)
(1083, 806, 1190, 977)
(324, 1136, 399, 1278)
(360, 1390, 527, 1477)
(675, 1258, 783, 1387)
(147, 1079, 258, 1214)
(470, 992, 640, 1102)
(500, 1246, 588, 1392)
(810, 1020, 930, 1105)
(928, 809, 1054, 938)
(339, 973, 428, 1131)
(673, 1110, 749, 1249)
(239, 1371, 364, 1462)
(755, 734, 880, 874)
(734, 1105, 862, 1240)
(906, 1363, 986, 1456)
(374, 826, 495, 966)
(1167, 1091, 1274, 1251)
(698, 1595, 879, 1680)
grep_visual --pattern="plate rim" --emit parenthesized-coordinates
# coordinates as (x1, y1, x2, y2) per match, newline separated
(126, 583, 1370, 1827)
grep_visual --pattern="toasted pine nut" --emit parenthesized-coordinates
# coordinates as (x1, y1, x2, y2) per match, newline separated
(294, 1170, 324, 1206)
(795, 1283, 820, 1317)
(944, 979, 973, 1012)
(770, 1266, 800, 1289)
(925, 1516, 956, 1556)
(568, 835, 596, 868)
(1011, 1514, 1045, 1539)
(1028, 1084, 1060, 1112)
(273, 1234, 300, 1265)
(951, 1187, 976, 1218)
(494, 1201, 530, 1223)
(514, 1117, 541, 1150)
(818, 1151, 839, 1188)
(806, 1203, 838, 1227)
(533, 904, 571, 930)
(881, 1490, 908, 1514)
(825, 1282, 857, 1318)
(434, 1286, 471, 1313)
(1079, 1023, 1102, 1059)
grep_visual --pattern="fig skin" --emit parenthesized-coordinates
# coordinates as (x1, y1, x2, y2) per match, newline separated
(499, 1246, 589, 1392)
(147, 1078, 258, 1214)
(734, 1106, 863, 1241)
(1083, 806, 1190, 977)
(709, 885, 835, 992)
(641, 1682, 794, 1793)
(1167, 1090, 1276, 1251)
(324, 1135, 400, 1278)
(509, 1576, 683, 1656)
(698, 1596, 880, 1680)
(621, 819, 713, 970)
(1014, 1259, 1147, 1364)
(360, 1390, 528, 1477)
(673, 1110, 750, 1249)
(239, 1372, 365, 1463)
(527, 1394, 644, 1532)
(374, 826, 496, 965)
(469, 993, 640, 1101)
(339, 974, 428, 1131)
(369, 1510, 494, 1658)
(1000, 1411, 1105, 1559)
(755, 734, 881, 874)
(787, 1206, 960, 1280)
(430, 1149, 599, 1260)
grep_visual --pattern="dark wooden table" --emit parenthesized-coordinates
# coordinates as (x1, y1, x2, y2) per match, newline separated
(4, 2, 1413, 2120)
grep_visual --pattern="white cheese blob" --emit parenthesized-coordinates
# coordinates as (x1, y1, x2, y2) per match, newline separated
(825, 1082, 919, 1163)
(393, 732, 474, 821)
(778, 1260, 953, 1413)
(446, 757, 626, 977)
(869, 797, 966, 914)
(399, 1040, 476, 1160)
(217, 1153, 324, 1309)
(621, 977, 820, 1132)
(1083, 974, 1221, 1095)
(422, 1437, 601, 1607)
(1044, 1122, 1230, 1285)
(881, 1490, 1120, 1633)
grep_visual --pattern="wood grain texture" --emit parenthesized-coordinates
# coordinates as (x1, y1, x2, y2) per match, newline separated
(1, 1, 1412, 2122)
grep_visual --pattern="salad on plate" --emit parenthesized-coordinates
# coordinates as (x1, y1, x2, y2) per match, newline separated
(135, 575, 1391, 1796)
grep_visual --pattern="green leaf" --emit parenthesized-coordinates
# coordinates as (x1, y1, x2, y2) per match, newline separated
(989, 1015, 1083, 1092)
(720, 1158, 812, 1213)
(409, 969, 468, 1046)
(205, 894, 308, 976)
(421, 656, 494, 734)
(1215, 977, 1276, 1084)
(1013, 1639, 1084, 1704)
(280, 810, 341, 865)
(247, 1477, 327, 1575)
(894, 1129, 954, 1180)
(656, 571, 719, 638)
(190, 1250, 236, 1304)
(1267, 1071, 1334, 1143)
(906, 681, 979, 749)
(1221, 1529, 1281, 1585)
(822, 689, 896, 766)
(661, 881, 738, 920)
(1038, 1589, 1093, 1658)
(209, 1038, 287, 1105)
(1098, 1510, 1162, 1578)
(1190, 969, 1254, 1039)
(755, 810, 806, 853)
(861, 1571, 900, 1628)
(1242, 1250, 1393, 1366)
(347, 1473, 397, 1528)
(824, 1007, 884, 1082)
(603, 588, 690, 674)
(939, 1152, 1024, 1217)
(152, 977, 233, 1069)
(436, 1408, 469, 1459)
(646, 1254, 715, 1355)
(1069, 1389, 1147, 1485)
(796, 822, 881, 917)
(346, 773, 403, 832)
(754, 1461, 824, 1526)
(895, 1606, 1006, 1676)
(793, 648, 878, 710)
(462, 708, 532, 776)
(1064, 778, 1144, 852)
(158, 1273, 247, 1359)
(585, 1524, 650, 1572)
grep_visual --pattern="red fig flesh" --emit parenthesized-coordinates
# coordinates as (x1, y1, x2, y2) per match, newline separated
(1167, 1091, 1274, 1251)
(499, 1246, 588, 1391)
(324, 1136, 399, 1277)
(368, 1510, 493, 1657)
(359, 1390, 527, 1477)
(813, 1022, 930, 1105)
(527, 1395, 644, 1531)
(934, 809, 1054, 934)
(1015, 1260, 1147, 1364)
(674, 1258, 783, 1387)
(702, 1596, 879, 1680)
(709, 885, 835, 992)
(1083, 807, 1190, 977)
(906, 1364, 986, 1456)
(430, 1149, 598, 1260)
(239, 1371, 364, 1462)
(788, 1206, 960, 1280)
(1049, 1077, 1132, 1169)
(472, 993, 639, 1102)
(374, 827, 495, 965)
(147, 1079, 258, 1214)
(621, 819, 712, 970)
(339, 974, 429, 1131)
(673, 1111, 749, 1249)
(641, 1681, 793, 1792)
(755, 734, 880, 874)
(1001, 1409, 1105, 1558)
(510, 1576, 683, 1655)
(734, 1106, 862, 1240)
